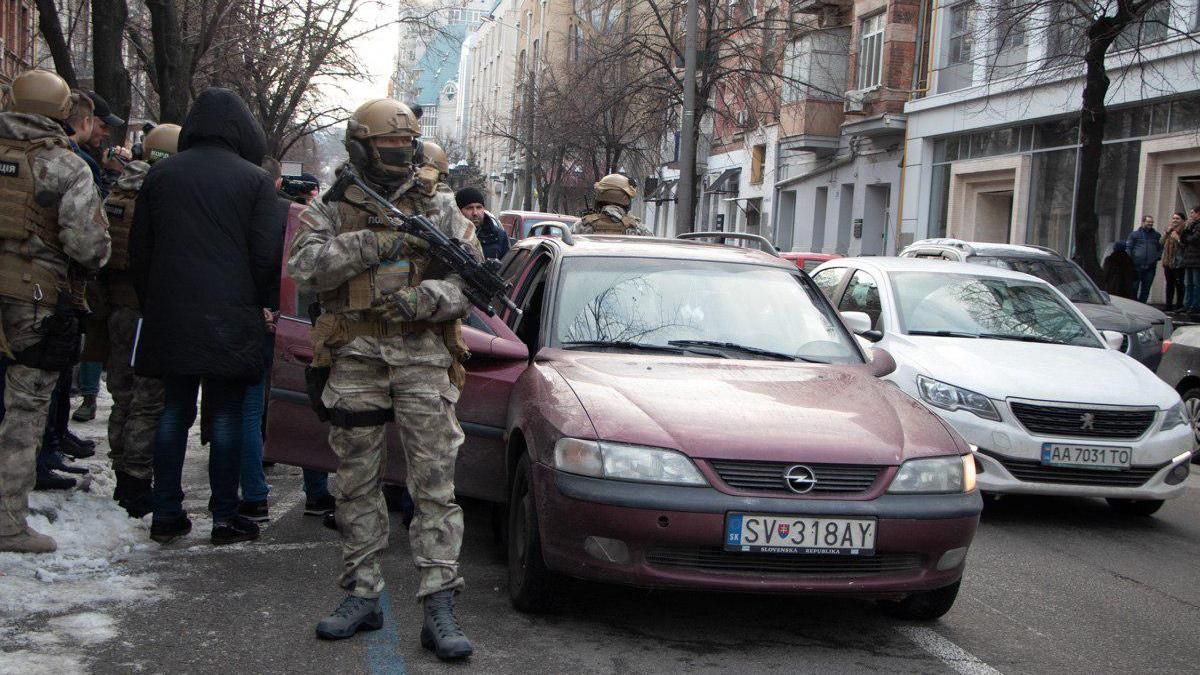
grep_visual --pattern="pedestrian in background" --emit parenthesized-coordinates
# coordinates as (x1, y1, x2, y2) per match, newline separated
(1126, 214, 1162, 304)
(1180, 206, 1200, 316)
(1162, 212, 1186, 311)
(456, 187, 509, 260)
(1102, 241, 1137, 299)
(130, 88, 281, 546)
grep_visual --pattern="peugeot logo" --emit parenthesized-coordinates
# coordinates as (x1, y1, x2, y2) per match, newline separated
(783, 465, 817, 494)
(1080, 413, 1096, 431)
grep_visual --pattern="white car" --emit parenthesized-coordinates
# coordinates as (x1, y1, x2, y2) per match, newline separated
(811, 257, 1194, 516)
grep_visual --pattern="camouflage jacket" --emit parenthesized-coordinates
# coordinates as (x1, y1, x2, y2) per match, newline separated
(287, 169, 482, 369)
(573, 207, 652, 236)
(0, 113, 111, 274)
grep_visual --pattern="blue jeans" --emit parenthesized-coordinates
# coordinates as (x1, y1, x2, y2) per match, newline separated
(238, 337, 274, 503)
(152, 376, 246, 523)
(1186, 268, 1200, 311)
(78, 361, 102, 396)
(303, 469, 330, 500)
(1134, 266, 1156, 304)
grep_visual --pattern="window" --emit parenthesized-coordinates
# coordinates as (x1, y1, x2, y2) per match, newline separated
(838, 270, 883, 329)
(1046, 1, 1088, 63)
(857, 12, 885, 89)
(1115, 2, 1170, 50)
(750, 144, 766, 184)
(947, 2, 976, 65)
(811, 268, 848, 300)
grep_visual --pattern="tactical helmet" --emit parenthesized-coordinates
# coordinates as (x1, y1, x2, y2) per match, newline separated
(594, 173, 637, 207)
(143, 123, 181, 164)
(345, 99, 420, 184)
(421, 141, 449, 175)
(9, 70, 71, 121)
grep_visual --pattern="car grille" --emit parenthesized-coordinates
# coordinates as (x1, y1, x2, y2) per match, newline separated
(708, 460, 883, 495)
(1009, 402, 1156, 439)
(983, 452, 1160, 487)
(645, 547, 924, 576)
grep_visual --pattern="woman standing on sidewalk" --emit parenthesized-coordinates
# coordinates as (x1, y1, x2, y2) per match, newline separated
(1162, 212, 1186, 312)
(1180, 207, 1200, 317)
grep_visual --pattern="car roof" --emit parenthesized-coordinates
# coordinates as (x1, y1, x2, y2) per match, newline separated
(780, 251, 840, 260)
(515, 234, 797, 268)
(905, 238, 1063, 260)
(498, 210, 577, 220)
(821, 256, 1051, 283)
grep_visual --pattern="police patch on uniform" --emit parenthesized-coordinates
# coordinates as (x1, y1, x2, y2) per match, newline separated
(105, 203, 126, 219)
(0, 160, 18, 177)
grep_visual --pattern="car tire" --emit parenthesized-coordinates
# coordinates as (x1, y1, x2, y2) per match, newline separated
(878, 580, 961, 621)
(1181, 387, 1200, 464)
(507, 455, 557, 613)
(1106, 498, 1165, 516)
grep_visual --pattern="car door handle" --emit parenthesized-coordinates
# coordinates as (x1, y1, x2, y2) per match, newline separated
(287, 346, 313, 363)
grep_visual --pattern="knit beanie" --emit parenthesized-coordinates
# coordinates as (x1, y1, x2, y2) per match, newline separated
(455, 187, 486, 209)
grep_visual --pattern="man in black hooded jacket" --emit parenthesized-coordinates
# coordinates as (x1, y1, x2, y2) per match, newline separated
(129, 88, 282, 546)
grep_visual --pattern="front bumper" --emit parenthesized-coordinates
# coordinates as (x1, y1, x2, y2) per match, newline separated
(931, 407, 1194, 500)
(533, 463, 981, 597)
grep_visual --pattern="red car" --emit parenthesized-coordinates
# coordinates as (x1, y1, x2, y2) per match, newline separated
(781, 251, 842, 274)
(497, 210, 578, 240)
(266, 224, 981, 620)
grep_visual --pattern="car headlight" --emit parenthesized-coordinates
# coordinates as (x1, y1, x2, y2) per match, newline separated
(887, 456, 976, 494)
(553, 438, 708, 486)
(1136, 328, 1157, 345)
(915, 375, 1000, 421)
(1160, 401, 1189, 431)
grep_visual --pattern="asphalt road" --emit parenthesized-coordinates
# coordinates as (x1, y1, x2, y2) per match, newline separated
(8, 390, 1200, 675)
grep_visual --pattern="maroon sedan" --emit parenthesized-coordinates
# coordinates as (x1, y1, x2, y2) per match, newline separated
(781, 251, 842, 274)
(266, 227, 981, 620)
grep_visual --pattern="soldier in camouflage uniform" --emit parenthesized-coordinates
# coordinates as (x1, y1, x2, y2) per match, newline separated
(288, 98, 479, 660)
(101, 123, 179, 518)
(0, 70, 111, 554)
(573, 173, 652, 236)
(419, 141, 453, 196)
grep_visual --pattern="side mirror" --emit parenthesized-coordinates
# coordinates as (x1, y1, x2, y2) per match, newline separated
(462, 326, 530, 361)
(1100, 329, 1126, 351)
(840, 311, 872, 334)
(868, 348, 897, 378)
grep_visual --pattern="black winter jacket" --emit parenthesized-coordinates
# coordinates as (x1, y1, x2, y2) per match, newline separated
(129, 88, 281, 383)
(1182, 219, 1200, 269)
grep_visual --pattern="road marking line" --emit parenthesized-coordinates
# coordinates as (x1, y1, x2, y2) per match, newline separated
(367, 590, 407, 675)
(896, 626, 1002, 675)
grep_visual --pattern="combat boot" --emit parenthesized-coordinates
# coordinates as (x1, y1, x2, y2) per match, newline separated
(0, 526, 57, 553)
(118, 477, 153, 519)
(315, 595, 383, 640)
(35, 470, 76, 491)
(61, 431, 96, 459)
(420, 590, 473, 660)
(72, 394, 97, 422)
(44, 450, 88, 475)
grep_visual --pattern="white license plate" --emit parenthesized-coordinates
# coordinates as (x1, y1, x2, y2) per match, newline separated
(1040, 443, 1131, 470)
(724, 513, 876, 555)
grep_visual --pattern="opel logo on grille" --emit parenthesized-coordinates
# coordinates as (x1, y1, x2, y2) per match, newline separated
(1080, 412, 1096, 431)
(783, 465, 817, 494)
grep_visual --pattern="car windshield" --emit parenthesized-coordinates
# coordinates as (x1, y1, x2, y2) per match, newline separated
(524, 220, 572, 237)
(891, 271, 1101, 347)
(968, 256, 1104, 304)
(552, 257, 863, 364)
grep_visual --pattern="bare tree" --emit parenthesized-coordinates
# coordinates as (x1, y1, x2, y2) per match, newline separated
(34, 0, 77, 86)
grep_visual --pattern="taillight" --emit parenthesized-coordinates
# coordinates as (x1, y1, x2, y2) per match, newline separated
(1162, 339, 1173, 354)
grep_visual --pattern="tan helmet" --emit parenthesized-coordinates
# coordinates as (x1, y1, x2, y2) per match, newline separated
(9, 70, 71, 121)
(594, 173, 637, 207)
(421, 141, 449, 175)
(345, 98, 420, 183)
(143, 123, 181, 164)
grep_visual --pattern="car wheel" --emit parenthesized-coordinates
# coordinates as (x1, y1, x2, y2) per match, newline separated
(507, 455, 556, 612)
(878, 580, 961, 621)
(1106, 498, 1165, 516)
(1181, 387, 1200, 463)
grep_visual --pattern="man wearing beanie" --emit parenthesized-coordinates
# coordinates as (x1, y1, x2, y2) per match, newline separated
(455, 187, 509, 260)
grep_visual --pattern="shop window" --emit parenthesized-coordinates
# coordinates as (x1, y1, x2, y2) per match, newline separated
(1093, 141, 1142, 261)
(1033, 118, 1079, 149)
(928, 164, 951, 239)
(1026, 149, 1077, 256)
(1170, 98, 1200, 133)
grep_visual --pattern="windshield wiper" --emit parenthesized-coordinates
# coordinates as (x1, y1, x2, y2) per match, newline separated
(560, 340, 692, 354)
(667, 340, 802, 362)
(907, 330, 980, 338)
(977, 333, 1066, 345)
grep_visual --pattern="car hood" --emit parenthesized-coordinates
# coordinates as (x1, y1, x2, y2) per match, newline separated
(544, 350, 961, 465)
(1074, 302, 1151, 333)
(887, 335, 1178, 407)
(1106, 295, 1168, 325)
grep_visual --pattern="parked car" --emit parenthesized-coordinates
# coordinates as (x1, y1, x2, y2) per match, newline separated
(266, 228, 982, 620)
(1155, 325, 1200, 462)
(898, 239, 1170, 370)
(781, 251, 842, 274)
(497, 210, 578, 240)
(812, 257, 1194, 516)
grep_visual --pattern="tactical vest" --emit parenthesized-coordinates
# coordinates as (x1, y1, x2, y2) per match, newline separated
(104, 187, 137, 271)
(318, 199, 432, 314)
(580, 212, 629, 235)
(0, 135, 73, 306)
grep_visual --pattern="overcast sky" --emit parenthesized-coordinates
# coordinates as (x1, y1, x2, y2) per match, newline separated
(334, 4, 399, 106)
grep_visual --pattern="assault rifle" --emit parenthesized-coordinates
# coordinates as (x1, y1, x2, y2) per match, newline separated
(323, 162, 520, 317)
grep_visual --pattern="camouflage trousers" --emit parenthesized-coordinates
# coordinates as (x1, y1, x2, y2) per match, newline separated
(106, 306, 163, 480)
(323, 356, 466, 600)
(0, 300, 61, 536)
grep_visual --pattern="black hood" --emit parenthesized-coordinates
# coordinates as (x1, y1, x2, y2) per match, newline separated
(179, 88, 267, 164)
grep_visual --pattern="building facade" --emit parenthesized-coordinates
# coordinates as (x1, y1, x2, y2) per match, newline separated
(1, 0, 36, 85)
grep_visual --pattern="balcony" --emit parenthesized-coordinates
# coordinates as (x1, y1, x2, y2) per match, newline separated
(791, 0, 851, 14)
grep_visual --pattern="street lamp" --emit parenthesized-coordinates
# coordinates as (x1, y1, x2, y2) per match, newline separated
(481, 14, 537, 210)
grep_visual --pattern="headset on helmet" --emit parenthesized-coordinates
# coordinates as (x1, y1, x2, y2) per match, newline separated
(345, 99, 421, 185)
